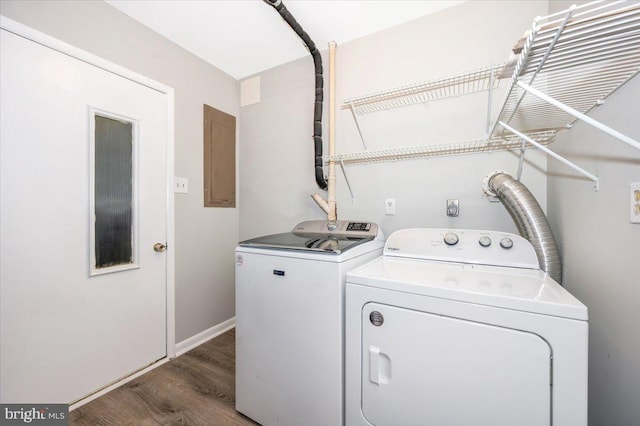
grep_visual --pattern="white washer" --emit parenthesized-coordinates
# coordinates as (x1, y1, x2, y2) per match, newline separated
(236, 220, 384, 426)
(345, 228, 588, 426)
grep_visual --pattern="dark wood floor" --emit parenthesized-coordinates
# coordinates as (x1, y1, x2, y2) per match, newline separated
(70, 329, 258, 426)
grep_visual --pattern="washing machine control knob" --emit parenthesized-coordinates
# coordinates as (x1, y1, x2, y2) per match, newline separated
(478, 236, 492, 247)
(500, 237, 514, 249)
(443, 232, 459, 246)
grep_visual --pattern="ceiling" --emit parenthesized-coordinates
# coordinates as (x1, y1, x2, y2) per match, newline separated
(105, 0, 465, 80)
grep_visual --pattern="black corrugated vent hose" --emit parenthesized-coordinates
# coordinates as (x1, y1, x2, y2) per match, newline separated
(264, 0, 328, 190)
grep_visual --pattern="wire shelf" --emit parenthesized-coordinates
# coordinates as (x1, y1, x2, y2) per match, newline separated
(341, 64, 505, 115)
(492, 0, 640, 135)
(326, 131, 557, 166)
(335, 1, 638, 188)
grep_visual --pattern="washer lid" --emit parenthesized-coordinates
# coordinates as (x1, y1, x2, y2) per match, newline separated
(238, 220, 381, 254)
(238, 232, 374, 254)
(347, 257, 587, 320)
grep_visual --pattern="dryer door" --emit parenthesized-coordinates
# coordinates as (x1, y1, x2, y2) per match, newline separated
(362, 303, 552, 426)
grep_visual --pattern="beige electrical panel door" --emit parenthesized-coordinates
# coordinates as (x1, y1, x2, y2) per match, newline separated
(204, 105, 236, 208)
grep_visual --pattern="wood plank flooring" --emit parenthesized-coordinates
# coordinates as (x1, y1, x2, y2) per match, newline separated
(70, 329, 259, 426)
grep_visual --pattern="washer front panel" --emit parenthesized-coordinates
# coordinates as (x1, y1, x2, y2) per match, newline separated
(236, 242, 383, 426)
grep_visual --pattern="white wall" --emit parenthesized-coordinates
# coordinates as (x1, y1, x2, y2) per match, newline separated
(0, 0, 239, 343)
(545, 4, 640, 423)
(545, 1, 640, 423)
(240, 0, 548, 241)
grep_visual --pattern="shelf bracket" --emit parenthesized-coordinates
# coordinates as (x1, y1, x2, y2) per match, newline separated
(516, 81, 640, 151)
(485, 66, 495, 136)
(516, 137, 526, 181)
(349, 102, 368, 150)
(499, 121, 599, 190)
(339, 159, 355, 202)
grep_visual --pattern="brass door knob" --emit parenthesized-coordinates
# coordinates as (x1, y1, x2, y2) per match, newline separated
(153, 243, 167, 252)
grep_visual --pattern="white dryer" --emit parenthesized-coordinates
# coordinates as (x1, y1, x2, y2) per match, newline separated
(345, 228, 588, 426)
(236, 220, 384, 426)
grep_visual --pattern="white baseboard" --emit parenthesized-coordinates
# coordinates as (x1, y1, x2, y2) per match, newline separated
(70, 357, 170, 411)
(175, 317, 236, 357)
(69, 318, 235, 411)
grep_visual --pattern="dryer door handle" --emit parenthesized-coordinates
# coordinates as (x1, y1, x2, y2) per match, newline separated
(369, 346, 392, 385)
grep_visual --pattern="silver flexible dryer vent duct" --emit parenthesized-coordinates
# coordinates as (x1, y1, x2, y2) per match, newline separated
(488, 173, 562, 283)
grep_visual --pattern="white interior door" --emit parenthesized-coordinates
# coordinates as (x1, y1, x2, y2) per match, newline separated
(1, 27, 169, 403)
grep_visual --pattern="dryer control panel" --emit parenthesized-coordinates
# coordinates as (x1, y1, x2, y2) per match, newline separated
(384, 228, 539, 269)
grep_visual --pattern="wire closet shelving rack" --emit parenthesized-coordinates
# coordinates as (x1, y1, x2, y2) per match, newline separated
(330, 0, 640, 192)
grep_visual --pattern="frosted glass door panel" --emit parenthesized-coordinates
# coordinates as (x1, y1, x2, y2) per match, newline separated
(91, 113, 137, 273)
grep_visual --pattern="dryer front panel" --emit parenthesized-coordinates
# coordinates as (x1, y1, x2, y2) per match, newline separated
(361, 303, 552, 426)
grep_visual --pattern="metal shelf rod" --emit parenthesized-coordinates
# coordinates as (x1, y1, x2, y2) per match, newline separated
(338, 159, 355, 202)
(348, 102, 368, 150)
(516, 80, 640, 150)
(499, 121, 599, 184)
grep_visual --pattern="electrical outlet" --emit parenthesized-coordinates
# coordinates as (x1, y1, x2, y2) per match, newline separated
(175, 177, 189, 194)
(631, 182, 640, 224)
(385, 198, 396, 215)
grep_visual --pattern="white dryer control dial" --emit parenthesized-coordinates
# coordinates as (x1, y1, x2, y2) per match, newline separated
(443, 232, 459, 246)
(500, 237, 514, 249)
(478, 236, 492, 247)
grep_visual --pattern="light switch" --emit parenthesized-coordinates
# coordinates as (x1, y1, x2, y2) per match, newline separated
(174, 177, 189, 194)
(631, 182, 640, 224)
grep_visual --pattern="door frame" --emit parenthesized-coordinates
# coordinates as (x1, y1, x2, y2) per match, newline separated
(0, 14, 176, 396)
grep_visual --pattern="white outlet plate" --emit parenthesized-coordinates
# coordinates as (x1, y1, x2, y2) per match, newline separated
(385, 198, 396, 215)
(631, 182, 640, 224)
(174, 176, 189, 194)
